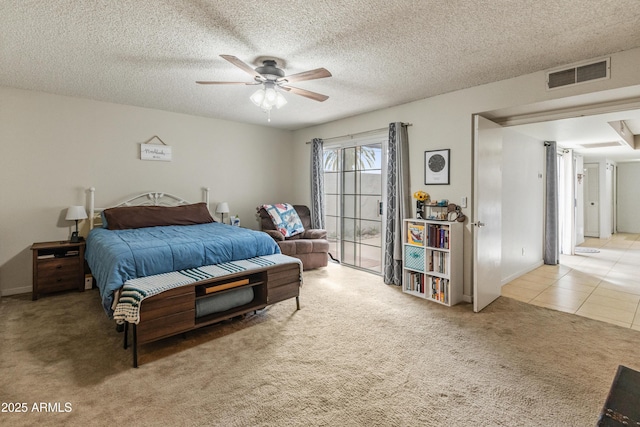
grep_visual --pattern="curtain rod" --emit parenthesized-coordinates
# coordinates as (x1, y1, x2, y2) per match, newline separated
(305, 123, 412, 144)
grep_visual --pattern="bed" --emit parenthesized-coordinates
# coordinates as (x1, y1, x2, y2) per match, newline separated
(85, 188, 302, 367)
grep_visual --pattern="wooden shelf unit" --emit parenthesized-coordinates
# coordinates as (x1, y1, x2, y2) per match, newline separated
(402, 219, 462, 306)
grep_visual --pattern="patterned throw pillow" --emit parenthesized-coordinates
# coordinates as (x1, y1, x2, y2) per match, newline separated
(262, 204, 305, 238)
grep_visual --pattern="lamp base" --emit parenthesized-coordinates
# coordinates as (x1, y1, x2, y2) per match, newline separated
(70, 232, 80, 243)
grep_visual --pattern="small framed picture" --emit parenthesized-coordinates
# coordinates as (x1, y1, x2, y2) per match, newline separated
(424, 149, 450, 185)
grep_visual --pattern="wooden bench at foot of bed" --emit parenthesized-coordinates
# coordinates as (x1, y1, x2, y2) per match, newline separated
(123, 261, 301, 367)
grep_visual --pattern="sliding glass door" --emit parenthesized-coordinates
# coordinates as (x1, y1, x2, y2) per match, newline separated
(324, 136, 386, 274)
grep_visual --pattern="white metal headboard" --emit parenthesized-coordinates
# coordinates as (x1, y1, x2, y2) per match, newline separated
(89, 187, 210, 229)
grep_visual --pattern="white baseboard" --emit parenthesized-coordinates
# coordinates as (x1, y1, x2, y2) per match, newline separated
(1, 285, 32, 297)
(501, 260, 544, 286)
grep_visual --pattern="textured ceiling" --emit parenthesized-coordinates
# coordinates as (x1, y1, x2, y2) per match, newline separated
(2, 1, 640, 130)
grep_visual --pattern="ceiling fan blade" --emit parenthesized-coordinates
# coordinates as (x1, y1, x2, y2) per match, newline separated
(196, 81, 259, 85)
(220, 54, 263, 80)
(281, 85, 329, 102)
(278, 68, 331, 84)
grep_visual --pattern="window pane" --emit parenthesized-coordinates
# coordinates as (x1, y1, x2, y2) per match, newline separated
(343, 218, 356, 241)
(359, 219, 382, 247)
(325, 194, 338, 217)
(343, 171, 356, 195)
(359, 145, 382, 171)
(360, 195, 380, 221)
(342, 240, 355, 265)
(343, 195, 357, 219)
(343, 147, 356, 171)
(323, 149, 340, 172)
(324, 172, 339, 194)
(360, 171, 381, 196)
(325, 215, 338, 239)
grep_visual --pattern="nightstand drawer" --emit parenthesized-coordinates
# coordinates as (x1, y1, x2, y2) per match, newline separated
(36, 268, 80, 288)
(37, 258, 79, 275)
(37, 275, 79, 292)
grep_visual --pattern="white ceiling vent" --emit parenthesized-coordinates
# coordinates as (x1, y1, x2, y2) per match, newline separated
(546, 58, 610, 90)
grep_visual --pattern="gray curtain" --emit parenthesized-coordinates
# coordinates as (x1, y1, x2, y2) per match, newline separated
(310, 138, 325, 229)
(384, 122, 410, 285)
(544, 141, 559, 265)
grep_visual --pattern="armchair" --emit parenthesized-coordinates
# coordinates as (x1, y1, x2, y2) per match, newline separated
(257, 204, 329, 270)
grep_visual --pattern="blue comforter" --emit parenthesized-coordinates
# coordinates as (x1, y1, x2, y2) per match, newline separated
(85, 222, 280, 316)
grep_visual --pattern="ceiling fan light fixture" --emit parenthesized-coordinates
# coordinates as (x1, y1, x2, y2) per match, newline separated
(250, 88, 265, 107)
(250, 82, 287, 113)
(264, 85, 277, 104)
(198, 55, 331, 122)
(275, 91, 287, 109)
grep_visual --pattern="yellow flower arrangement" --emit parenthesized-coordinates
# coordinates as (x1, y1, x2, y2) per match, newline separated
(413, 190, 429, 202)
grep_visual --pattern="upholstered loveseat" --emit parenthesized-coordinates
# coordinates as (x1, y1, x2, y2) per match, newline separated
(257, 205, 329, 270)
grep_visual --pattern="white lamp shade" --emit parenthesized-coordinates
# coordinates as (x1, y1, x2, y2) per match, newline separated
(65, 205, 88, 221)
(264, 87, 277, 104)
(275, 91, 287, 109)
(250, 88, 265, 107)
(215, 202, 230, 214)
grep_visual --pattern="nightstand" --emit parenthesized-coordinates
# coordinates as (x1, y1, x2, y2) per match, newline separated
(31, 240, 86, 300)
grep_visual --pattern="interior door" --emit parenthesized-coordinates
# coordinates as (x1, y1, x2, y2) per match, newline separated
(584, 163, 599, 237)
(473, 115, 503, 312)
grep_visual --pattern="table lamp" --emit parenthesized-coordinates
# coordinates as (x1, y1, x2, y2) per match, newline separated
(65, 206, 88, 243)
(216, 202, 230, 224)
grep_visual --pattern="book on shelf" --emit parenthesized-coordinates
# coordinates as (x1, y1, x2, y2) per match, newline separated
(427, 250, 448, 274)
(407, 223, 425, 245)
(37, 254, 55, 259)
(405, 272, 424, 293)
(430, 277, 449, 303)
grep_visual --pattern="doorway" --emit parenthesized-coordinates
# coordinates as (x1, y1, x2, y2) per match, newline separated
(323, 136, 386, 274)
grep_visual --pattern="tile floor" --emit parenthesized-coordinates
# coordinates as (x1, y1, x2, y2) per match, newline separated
(501, 233, 640, 330)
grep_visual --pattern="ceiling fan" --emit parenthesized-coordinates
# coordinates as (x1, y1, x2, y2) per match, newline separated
(197, 55, 331, 119)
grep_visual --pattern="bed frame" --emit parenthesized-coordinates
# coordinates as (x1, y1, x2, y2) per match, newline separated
(86, 187, 301, 367)
(88, 186, 211, 229)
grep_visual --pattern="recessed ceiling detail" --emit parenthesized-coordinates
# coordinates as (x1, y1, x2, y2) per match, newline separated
(576, 141, 623, 149)
(608, 120, 635, 149)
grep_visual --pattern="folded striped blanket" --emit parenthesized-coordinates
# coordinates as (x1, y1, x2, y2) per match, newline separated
(113, 254, 302, 325)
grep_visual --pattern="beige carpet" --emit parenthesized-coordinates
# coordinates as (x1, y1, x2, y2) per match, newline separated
(1, 263, 638, 426)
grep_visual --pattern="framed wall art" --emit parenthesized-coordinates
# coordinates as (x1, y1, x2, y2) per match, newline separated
(424, 149, 450, 185)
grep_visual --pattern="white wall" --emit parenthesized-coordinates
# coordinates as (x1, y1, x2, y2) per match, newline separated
(617, 162, 640, 233)
(0, 87, 294, 296)
(501, 129, 545, 283)
(291, 47, 640, 298)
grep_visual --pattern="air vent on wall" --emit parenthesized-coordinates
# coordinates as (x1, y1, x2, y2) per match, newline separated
(546, 58, 610, 90)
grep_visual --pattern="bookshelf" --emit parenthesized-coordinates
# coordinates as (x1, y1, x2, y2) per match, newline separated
(402, 219, 463, 306)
